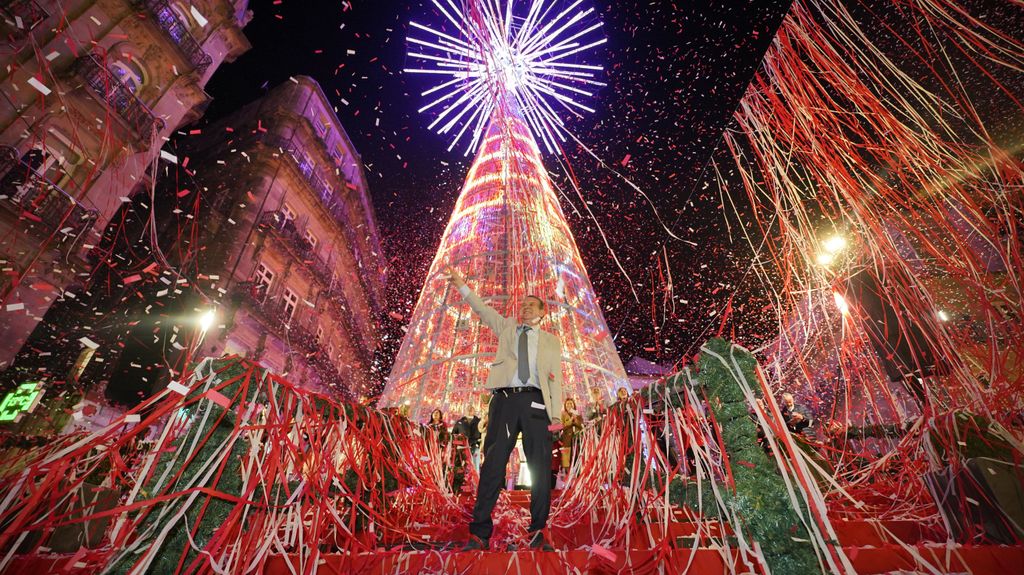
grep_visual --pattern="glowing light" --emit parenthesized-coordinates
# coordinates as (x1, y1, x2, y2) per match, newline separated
(405, 0, 605, 155)
(199, 309, 216, 332)
(382, 109, 628, 423)
(0, 382, 45, 423)
(823, 235, 847, 253)
(816, 252, 835, 266)
(833, 291, 850, 315)
(937, 310, 950, 322)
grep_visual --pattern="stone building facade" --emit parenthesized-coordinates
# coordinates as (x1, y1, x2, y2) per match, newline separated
(0, 0, 252, 367)
(183, 76, 386, 398)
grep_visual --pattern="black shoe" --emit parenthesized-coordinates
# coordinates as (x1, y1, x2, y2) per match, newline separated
(460, 535, 490, 551)
(528, 531, 554, 551)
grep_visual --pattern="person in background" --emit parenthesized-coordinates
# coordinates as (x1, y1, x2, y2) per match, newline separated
(560, 398, 583, 477)
(615, 386, 630, 405)
(780, 393, 811, 434)
(585, 385, 605, 422)
(452, 407, 482, 468)
(427, 408, 450, 444)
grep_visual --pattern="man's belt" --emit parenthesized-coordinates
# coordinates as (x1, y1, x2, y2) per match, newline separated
(493, 386, 541, 397)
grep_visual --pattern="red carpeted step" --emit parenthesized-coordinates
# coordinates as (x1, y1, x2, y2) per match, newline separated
(378, 520, 732, 550)
(12, 541, 1022, 574)
(832, 519, 946, 546)
(843, 544, 1024, 574)
(628, 520, 733, 547)
(264, 547, 746, 575)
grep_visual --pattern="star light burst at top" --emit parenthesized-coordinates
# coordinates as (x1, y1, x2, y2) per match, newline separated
(405, 0, 607, 155)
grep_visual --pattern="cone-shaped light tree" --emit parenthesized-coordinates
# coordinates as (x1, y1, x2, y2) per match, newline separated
(381, 0, 628, 421)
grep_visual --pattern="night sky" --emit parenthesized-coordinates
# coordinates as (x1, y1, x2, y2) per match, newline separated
(187, 0, 827, 394)
(190, 0, 797, 393)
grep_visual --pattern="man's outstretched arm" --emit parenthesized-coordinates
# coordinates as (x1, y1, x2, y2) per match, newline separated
(445, 265, 509, 335)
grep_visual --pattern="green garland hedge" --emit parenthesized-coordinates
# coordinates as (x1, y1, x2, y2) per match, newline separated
(665, 338, 823, 575)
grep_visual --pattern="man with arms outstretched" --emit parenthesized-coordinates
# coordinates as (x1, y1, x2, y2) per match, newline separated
(446, 265, 563, 552)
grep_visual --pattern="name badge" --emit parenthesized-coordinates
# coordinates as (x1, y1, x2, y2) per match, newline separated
(530, 402, 545, 410)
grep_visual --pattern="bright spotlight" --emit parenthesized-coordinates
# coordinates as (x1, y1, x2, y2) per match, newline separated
(832, 291, 850, 315)
(816, 252, 835, 266)
(199, 309, 216, 332)
(823, 235, 847, 254)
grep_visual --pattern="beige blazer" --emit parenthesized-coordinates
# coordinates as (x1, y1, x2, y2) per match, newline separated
(462, 288, 564, 423)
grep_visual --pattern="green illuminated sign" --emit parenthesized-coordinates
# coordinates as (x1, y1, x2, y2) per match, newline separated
(0, 382, 45, 423)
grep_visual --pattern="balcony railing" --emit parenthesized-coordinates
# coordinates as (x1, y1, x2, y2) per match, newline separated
(262, 135, 360, 246)
(233, 281, 316, 346)
(1, 0, 48, 48)
(260, 134, 379, 314)
(74, 53, 165, 139)
(0, 146, 98, 244)
(258, 211, 333, 285)
(257, 211, 370, 358)
(137, 0, 212, 74)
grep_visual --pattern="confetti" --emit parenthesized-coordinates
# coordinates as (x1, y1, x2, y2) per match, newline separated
(27, 77, 51, 95)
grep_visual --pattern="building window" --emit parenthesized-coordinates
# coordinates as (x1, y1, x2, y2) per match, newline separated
(299, 153, 316, 175)
(1, 1, 49, 33)
(282, 288, 299, 321)
(109, 57, 146, 93)
(313, 114, 331, 139)
(281, 203, 297, 224)
(15, 129, 82, 190)
(154, 2, 195, 42)
(16, 147, 59, 190)
(253, 262, 274, 298)
(304, 229, 318, 251)
(332, 144, 348, 166)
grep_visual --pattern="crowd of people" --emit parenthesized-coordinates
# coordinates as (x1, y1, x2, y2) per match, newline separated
(397, 386, 815, 493)
(416, 395, 588, 492)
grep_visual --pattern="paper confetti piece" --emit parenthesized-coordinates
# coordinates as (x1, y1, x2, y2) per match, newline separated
(167, 381, 190, 395)
(190, 6, 209, 27)
(27, 77, 51, 95)
(591, 544, 617, 561)
(79, 336, 99, 349)
(6, 303, 24, 312)
(205, 390, 231, 408)
(124, 414, 141, 423)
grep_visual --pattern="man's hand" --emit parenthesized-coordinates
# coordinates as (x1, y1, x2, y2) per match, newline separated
(444, 265, 467, 289)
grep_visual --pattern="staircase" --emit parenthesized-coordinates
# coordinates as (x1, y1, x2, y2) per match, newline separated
(256, 488, 1024, 574)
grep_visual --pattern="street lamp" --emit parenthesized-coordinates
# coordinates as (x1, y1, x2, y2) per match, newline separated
(816, 234, 847, 267)
(832, 291, 850, 315)
(199, 309, 216, 333)
(823, 235, 847, 254)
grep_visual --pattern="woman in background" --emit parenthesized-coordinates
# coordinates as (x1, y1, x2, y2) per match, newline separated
(560, 398, 584, 478)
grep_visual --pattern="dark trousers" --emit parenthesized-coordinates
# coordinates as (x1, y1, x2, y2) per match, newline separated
(469, 388, 552, 540)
